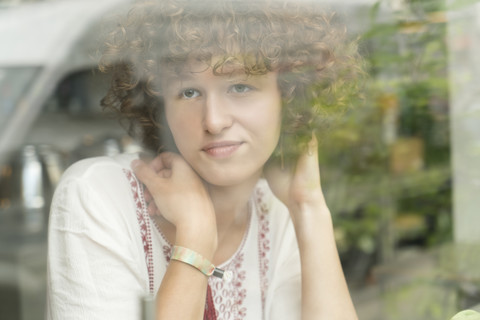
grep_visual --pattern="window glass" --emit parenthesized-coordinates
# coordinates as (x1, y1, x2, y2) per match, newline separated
(0, 67, 40, 133)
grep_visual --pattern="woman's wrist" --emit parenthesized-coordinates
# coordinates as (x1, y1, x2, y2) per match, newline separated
(175, 221, 218, 260)
(289, 201, 332, 237)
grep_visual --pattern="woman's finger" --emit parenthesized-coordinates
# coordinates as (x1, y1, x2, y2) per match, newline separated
(143, 151, 179, 173)
(144, 187, 152, 202)
(148, 154, 168, 172)
(156, 152, 180, 170)
(131, 159, 160, 192)
(294, 133, 320, 185)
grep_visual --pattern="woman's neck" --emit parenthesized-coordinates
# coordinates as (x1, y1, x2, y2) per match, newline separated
(208, 180, 256, 226)
(206, 177, 259, 264)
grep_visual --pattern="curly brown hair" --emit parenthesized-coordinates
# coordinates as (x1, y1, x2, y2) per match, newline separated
(99, 0, 364, 161)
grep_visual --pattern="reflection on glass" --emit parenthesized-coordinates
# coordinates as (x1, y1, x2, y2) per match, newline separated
(0, 66, 40, 133)
(20, 145, 45, 233)
(1, 0, 480, 319)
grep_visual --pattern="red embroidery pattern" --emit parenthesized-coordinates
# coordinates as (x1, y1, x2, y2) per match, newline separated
(207, 196, 272, 320)
(255, 187, 271, 316)
(151, 218, 173, 266)
(123, 169, 155, 294)
(209, 252, 247, 320)
(128, 181, 272, 319)
(163, 245, 172, 262)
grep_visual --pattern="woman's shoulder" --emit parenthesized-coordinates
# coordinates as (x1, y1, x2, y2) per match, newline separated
(50, 153, 143, 232)
(60, 153, 139, 182)
(53, 152, 142, 206)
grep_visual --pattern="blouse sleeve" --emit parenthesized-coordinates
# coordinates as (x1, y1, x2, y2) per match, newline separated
(46, 168, 148, 320)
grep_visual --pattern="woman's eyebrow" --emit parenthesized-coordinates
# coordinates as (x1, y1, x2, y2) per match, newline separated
(224, 74, 250, 82)
(168, 73, 194, 82)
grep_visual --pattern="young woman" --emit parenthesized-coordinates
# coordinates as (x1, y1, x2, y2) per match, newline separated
(47, 0, 362, 319)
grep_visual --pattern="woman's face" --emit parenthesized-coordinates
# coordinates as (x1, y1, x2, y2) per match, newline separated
(161, 61, 282, 187)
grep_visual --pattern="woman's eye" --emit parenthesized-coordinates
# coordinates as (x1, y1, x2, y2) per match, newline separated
(180, 88, 200, 99)
(230, 84, 252, 94)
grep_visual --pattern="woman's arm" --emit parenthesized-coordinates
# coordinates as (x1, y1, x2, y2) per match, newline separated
(265, 134, 358, 320)
(153, 224, 216, 319)
(132, 152, 218, 319)
(48, 169, 150, 320)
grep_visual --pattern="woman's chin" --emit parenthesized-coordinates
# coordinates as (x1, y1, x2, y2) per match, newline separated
(199, 169, 263, 189)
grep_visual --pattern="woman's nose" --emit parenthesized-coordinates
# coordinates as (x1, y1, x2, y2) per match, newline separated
(203, 94, 233, 135)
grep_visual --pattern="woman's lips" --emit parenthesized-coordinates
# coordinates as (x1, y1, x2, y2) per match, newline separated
(202, 141, 243, 158)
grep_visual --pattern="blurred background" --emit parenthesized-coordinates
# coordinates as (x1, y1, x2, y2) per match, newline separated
(1, 0, 480, 319)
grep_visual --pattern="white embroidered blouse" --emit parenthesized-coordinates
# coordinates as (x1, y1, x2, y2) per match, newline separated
(46, 153, 301, 320)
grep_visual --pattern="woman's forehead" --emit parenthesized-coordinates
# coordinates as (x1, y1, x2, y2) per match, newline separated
(162, 54, 266, 78)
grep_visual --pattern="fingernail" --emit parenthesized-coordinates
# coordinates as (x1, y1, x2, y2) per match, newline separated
(308, 146, 314, 156)
(307, 140, 314, 156)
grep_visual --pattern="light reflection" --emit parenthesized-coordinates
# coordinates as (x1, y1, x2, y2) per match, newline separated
(0, 0, 479, 319)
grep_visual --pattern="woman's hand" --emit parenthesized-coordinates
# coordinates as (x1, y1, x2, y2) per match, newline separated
(265, 133, 358, 319)
(131, 152, 217, 255)
(264, 133, 328, 224)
